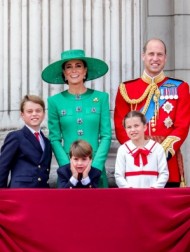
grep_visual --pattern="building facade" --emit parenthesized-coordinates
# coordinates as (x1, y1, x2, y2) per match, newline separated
(0, 0, 190, 186)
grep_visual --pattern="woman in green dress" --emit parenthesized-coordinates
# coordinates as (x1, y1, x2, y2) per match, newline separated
(42, 49, 111, 187)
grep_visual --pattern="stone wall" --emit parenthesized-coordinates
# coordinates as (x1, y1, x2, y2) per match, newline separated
(0, 0, 190, 186)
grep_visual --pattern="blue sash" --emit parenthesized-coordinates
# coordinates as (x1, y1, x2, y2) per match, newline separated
(142, 79, 182, 122)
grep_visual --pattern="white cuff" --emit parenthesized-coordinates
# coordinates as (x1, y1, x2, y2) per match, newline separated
(81, 176, 90, 185)
(70, 176, 78, 186)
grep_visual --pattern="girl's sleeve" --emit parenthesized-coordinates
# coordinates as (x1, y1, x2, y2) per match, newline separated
(152, 144, 169, 188)
(114, 146, 129, 188)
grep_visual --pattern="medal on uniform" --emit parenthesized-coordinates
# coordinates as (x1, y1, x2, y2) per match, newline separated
(160, 89, 164, 100)
(162, 101, 174, 114)
(169, 88, 174, 99)
(174, 87, 178, 99)
(164, 116, 173, 128)
(164, 88, 169, 99)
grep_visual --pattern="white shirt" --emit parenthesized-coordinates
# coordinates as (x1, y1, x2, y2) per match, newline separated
(25, 125, 45, 151)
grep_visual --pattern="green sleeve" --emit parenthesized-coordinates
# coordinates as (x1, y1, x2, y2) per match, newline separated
(48, 97, 69, 166)
(92, 92, 111, 171)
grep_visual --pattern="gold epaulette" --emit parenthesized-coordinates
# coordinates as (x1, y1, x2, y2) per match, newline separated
(161, 136, 180, 156)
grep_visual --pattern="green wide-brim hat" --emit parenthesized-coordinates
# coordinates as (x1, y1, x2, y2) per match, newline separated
(41, 49, 109, 84)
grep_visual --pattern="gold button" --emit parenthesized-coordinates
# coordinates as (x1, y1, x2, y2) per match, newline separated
(38, 177, 41, 181)
(152, 128, 156, 132)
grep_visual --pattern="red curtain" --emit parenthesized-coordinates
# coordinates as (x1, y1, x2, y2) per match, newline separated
(0, 188, 190, 252)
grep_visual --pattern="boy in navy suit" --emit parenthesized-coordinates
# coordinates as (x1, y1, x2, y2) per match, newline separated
(0, 95, 52, 188)
(57, 140, 101, 188)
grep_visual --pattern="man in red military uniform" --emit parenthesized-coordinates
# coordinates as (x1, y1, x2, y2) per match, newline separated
(114, 38, 190, 187)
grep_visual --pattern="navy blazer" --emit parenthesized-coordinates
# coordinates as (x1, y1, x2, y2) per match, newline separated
(0, 126, 52, 188)
(57, 164, 101, 188)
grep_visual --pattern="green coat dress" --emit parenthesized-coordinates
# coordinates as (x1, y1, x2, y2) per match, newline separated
(48, 88, 112, 188)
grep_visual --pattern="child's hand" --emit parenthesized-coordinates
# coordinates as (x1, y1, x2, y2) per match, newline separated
(70, 160, 78, 179)
(82, 160, 92, 178)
